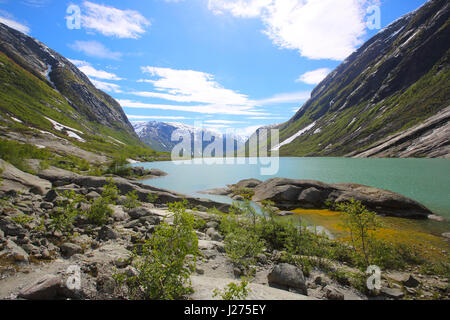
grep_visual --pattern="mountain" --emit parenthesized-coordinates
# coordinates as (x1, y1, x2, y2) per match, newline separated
(265, 0, 449, 158)
(0, 22, 160, 163)
(133, 121, 247, 155)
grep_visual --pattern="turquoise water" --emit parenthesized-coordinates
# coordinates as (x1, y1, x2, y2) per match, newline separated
(136, 157, 450, 219)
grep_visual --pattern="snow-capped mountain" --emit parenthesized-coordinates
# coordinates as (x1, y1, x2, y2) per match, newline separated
(133, 121, 249, 155)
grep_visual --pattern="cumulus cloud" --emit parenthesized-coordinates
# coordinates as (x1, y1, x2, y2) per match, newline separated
(256, 91, 311, 105)
(80, 1, 150, 39)
(69, 41, 122, 60)
(136, 67, 251, 106)
(208, 0, 377, 60)
(296, 68, 331, 84)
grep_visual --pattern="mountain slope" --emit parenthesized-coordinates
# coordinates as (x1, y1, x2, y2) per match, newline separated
(134, 121, 247, 155)
(269, 0, 450, 158)
(0, 22, 159, 162)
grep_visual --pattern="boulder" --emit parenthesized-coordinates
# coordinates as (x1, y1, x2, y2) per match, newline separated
(18, 275, 63, 300)
(403, 275, 420, 288)
(268, 263, 307, 295)
(148, 169, 168, 177)
(109, 205, 129, 221)
(234, 179, 262, 189)
(381, 287, 405, 299)
(325, 286, 345, 300)
(2, 240, 29, 263)
(60, 243, 82, 257)
(0, 159, 51, 195)
(0, 217, 27, 237)
(98, 226, 119, 241)
(44, 189, 59, 203)
(206, 228, 223, 242)
(86, 191, 101, 201)
(128, 207, 153, 219)
(253, 178, 432, 219)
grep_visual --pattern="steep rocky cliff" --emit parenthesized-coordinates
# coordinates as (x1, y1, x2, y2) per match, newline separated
(0, 22, 155, 162)
(269, 0, 449, 158)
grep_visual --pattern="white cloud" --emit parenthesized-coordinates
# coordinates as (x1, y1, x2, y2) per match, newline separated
(256, 91, 310, 105)
(137, 67, 251, 106)
(69, 59, 124, 80)
(296, 68, 331, 84)
(127, 115, 191, 120)
(208, 0, 272, 17)
(205, 120, 246, 124)
(80, 1, 150, 39)
(209, 0, 376, 60)
(69, 41, 122, 60)
(236, 125, 266, 138)
(118, 99, 271, 116)
(91, 79, 122, 93)
(0, 12, 30, 34)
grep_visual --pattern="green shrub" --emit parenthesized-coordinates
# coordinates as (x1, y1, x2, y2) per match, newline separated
(50, 191, 84, 233)
(106, 156, 131, 177)
(213, 278, 251, 300)
(101, 178, 119, 204)
(11, 213, 34, 226)
(114, 200, 199, 300)
(146, 193, 159, 204)
(124, 190, 140, 210)
(86, 197, 113, 225)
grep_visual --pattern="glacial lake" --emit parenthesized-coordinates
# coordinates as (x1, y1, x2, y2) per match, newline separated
(135, 157, 450, 221)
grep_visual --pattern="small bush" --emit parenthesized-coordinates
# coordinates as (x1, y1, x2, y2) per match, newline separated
(124, 190, 140, 210)
(114, 200, 199, 300)
(86, 198, 113, 225)
(101, 178, 119, 204)
(146, 193, 159, 204)
(11, 213, 34, 226)
(213, 278, 251, 300)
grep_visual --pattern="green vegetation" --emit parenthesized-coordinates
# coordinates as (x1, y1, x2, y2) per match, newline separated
(123, 190, 140, 210)
(114, 200, 199, 300)
(86, 197, 113, 226)
(49, 190, 84, 233)
(213, 278, 251, 300)
(146, 193, 159, 204)
(11, 213, 34, 226)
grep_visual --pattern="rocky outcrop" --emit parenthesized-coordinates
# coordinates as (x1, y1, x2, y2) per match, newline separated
(268, 263, 307, 295)
(37, 166, 230, 213)
(246, 178, 433, 219)
(0, 159, 51, 195)
(348, 106, 450, 158)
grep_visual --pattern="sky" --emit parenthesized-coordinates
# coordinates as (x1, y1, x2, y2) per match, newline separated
(0, 0, 428, 137)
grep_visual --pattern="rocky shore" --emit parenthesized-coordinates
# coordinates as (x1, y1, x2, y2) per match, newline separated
(0, 163, 448, 300)
(200, 178, 436, 219)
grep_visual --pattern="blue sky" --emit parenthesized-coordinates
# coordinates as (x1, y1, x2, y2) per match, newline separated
(0, 0, 428, 136)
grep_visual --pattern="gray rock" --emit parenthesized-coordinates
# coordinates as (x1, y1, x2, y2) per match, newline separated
(235, 179, 262, 189)
(139, 215, 161, 226)
(0, 217, 27, 237)
(253, 178, 432, 219)
(206, 228, 223, 242)
(128, 207, 153, 219)
(442, 232, 450, 239)
(86, 191, 101, 201)
(0, 159, 51, 195)
(98, 226, 119, 241)
(148, 168, 168, 177)
(381, 287, 405, 299)
(109, 205, 129, 221)
(278, 211, 294, 216)
(18, 275, 63, 300)
(44, 189, 59, 203)
(403, 275, 420, 288)
(40, 202, 54, 210)
(206, 221, 219, 229)
(3, 240, 29, 263)
(60, 243, 82, 257)
(268, 263, 307, 295)
(325, 286, 345, 300)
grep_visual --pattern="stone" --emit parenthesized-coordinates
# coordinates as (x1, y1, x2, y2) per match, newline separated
(138, 215, 161, 226)
(109, 205, 129, 221)
(381, 287, 405, 299)
(403, 275, 420, 288)
(86, 191, 101, 201)
(206, 228, 223, 242)
(206, 221, 219, 229)
(298, 187, 325, 205)
(98, 226, 119, 241)
(3, 240, 29, 263)
(18, 275, 63, 300)
(60, 243, 82, 257)
(278, 211, 294, 216)
(442, 232, 450, 239)
(234, 179, 262, 189)
(0, 217, 27, 237)
(0, 159, 51, 195)
(325, 286, 345, 300)
(40, 202, 54, 210)
(128, 207, 153, 219)
(268, 263, 307, 295)
(44, 189, 59, 203)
